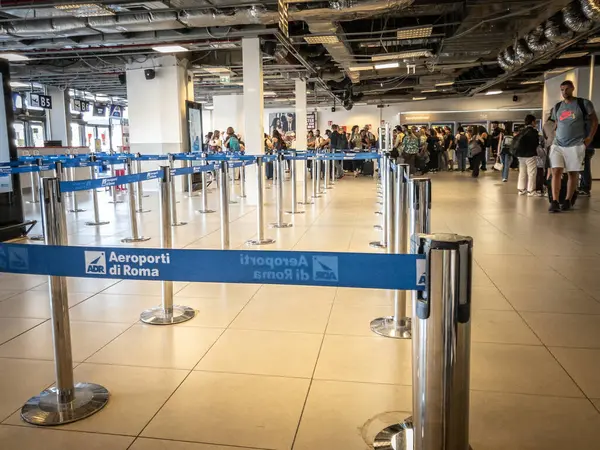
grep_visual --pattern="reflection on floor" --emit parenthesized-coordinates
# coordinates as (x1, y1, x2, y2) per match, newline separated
(1, 171, 600, 449)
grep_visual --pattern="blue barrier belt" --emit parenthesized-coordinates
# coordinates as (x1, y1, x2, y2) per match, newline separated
(170, 163, 219, 177)
(0, 163, 57, 176)
(0, 243, 426, 290)
(59, 170, 163, 192)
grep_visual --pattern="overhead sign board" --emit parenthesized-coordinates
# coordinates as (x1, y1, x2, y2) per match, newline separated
(29, 93, 52, 109)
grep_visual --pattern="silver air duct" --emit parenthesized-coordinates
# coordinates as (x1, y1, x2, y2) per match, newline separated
(563, 2, 593, 32)
(514, 38, 534, 64)
(497, 51, 511, 71)
(503, 46, 516, 66)
(526, 25, 555, 53)
(580, 0, 600, 22)
(544, 14, 574, 43)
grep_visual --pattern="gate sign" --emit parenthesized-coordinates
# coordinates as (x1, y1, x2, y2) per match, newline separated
(29, 93, 52, 109)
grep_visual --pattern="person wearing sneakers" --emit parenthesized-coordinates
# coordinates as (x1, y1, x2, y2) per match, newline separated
(512, 115, 541, 197)
(549, 80, 598, 212)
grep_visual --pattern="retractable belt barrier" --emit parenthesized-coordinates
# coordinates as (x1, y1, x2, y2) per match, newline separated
(0, 244, 425, 291)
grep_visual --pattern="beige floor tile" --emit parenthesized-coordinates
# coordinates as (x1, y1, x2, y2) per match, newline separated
(470, 391, 600, 450)
(471, 342, 582, 397)
(68, 293, 162, 324)
(293, 380, 412, 450)
(176, 282, 260, 299)
(196, 329, 322, 378)
(490, 271, 578, 291)
(170, 296, 250, 328)
(501, 288, 600, 314)
(314, 334, 411, 385)
(130, 439, 254, 450)
(471, 310, 541, 345)
(4, 363, 188, 436)
(0, 274, 47, 290)
(0, 425, 134, 449)
(334, 287, 395, 307)
(471, 286, 513, 311)
(593, 399, 600, 412)
(521, 312, 600, 348)
(0, 317, 45, 345)
(32, 277, 120, 294)
(0, 321, 130, 362)
(142, 371, 309, 450)
(326, 303, 394, 336)
(87, 324, 223, 369)
(0, 290, 21, 301)
(0, 291, 92, 319)
(549, 347, 600, 398)
(0, 358, 55, 421)
(102, 280, 189, 296)
(252, 284, 336, 303)
(230, 297, 332, 333)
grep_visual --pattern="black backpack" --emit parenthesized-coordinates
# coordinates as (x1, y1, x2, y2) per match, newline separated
(554, 98, 600, 148)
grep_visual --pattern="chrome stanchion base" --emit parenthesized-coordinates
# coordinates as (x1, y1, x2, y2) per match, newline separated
(246, 238, 276, 246)
(171, 221, 187, 227)
(26, 199, 40, 204)
(374, 225, 382, 230)
(197, 209, 216, 214)
(140, 305, 196, 325)
(28, 235, 45, 241)
(285, 210, 305, 215)
(108, 200, 124, 204)
(136, 208, 151, 214)
(372, 417, 413, 450)
(270, 222, 293, 228)
(85, 221, 110, 226)
(121, 236, 151, 243)
(68, 208, 86, 213)
(21, 383, 109, 426)
(370, 316, 412, 339)
(369, 241, 387, 249)
(298, 201, 314, 205)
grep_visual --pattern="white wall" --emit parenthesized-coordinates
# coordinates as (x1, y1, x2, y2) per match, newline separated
(213, 95, 244, 135)
(264, 92, 542, 134)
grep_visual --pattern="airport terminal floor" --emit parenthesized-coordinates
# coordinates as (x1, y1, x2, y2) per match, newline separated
(1, 170, 600, 449)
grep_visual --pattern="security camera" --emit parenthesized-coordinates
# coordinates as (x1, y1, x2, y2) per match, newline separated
(331, 106, 336, 112)
(144, 69, 156, 80)
(513, 95, 518, 102)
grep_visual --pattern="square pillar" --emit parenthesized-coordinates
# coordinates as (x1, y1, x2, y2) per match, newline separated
(295, 79, 307, 181)
(46, 87, 72, 146)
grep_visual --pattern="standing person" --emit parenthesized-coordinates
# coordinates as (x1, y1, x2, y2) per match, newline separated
(444, 127, 456, 170)
(350, 125, 361, 149)
(203, 131, 213, 152)
(479, 125, 489, 171)
(329, 124, 344, 179)
(307, 130, 316, 150)
(467, 128, 485, 178)
(512, 115, 541, 196)
(209, 130, 222, 152)
(549, 80, 598, 212)
(401, 127, 420, 174)
(489, 122, 503, 161)
(264, 133, 274, 180)
(224, 127, 241, 152)
(426, 128, 440, 172)
(499, 130, 513, 182)
(455, 127, 469, 172)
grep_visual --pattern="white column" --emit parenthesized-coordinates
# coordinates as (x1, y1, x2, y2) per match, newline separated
(46, 86, 72, 146)
(213, 95, 244, 135)
(295, 78, 307, 181)
(242, 37, 264, 205)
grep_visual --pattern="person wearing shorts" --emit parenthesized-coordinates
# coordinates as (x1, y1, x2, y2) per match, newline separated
(549, 80, 598, 212)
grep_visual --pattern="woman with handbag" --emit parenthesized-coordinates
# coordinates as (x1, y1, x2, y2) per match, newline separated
(467, 128, 485, 178)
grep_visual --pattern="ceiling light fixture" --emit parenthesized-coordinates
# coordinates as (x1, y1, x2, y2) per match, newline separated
(546, 67, 573, 74)
(371, 49, 432, 62)
(152, 45, 189, 53)
(55, 3, 115, 17)
(485, 90, 503, 95)
(421, 89, 438, 93)
(435, 81, 454, 87)
(587, 36, 600, 44)
(303, 35, 340, 44)
(264, 91, 277, 96)
(412, 97, 427, 101)
(374, 62, 400, 70)
(558, 51, 589, 59)
(397, 26, 433, 40)
(520, 80, 543, 85)
(349, 65, 374, 71)
(0, 53, 30, 62)
(204, 105, 214, 110)
(202, 67, 232, 74)
(9, 81, 29, 88)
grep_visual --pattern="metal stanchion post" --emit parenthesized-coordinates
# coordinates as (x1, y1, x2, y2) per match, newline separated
(21, 177, 109, 425)
(373, 233, 473, 450)
(270, 153, 292, 228)
(28, 158, 47, 241)
(286, 151, 305, 214)
(141, 166, 196, 325)
(135, 156, 150, 213)
(246, 156, 275, 246)
(197, 158, 216, 214)
(219, 161, 230, 249)
(67, 163, 85, 213)
(239, 162, 247, 198)
(228, 165, 238, 204)
(169, 155, 187, 227)
(371, 164, 411, 339)
(121, 159, 150, 243)
(323, 151, 330, 192)
(186, 159, 198, 198)
(370, 155, 389, 248)
(85, 155, 109, 226)
(299, 156, 314, 205)
(312, 155, 321, 198)
(108, 160, 124, 204)
(26, 161, 40, 204)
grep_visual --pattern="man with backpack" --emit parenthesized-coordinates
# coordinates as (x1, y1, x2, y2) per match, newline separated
(549, 80, 598, 212)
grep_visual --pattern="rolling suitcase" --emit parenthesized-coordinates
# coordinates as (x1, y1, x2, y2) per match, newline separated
(361, 160, 374, 176)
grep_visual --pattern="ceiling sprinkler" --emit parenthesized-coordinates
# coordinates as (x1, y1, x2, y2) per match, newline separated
(406, 63, 416, 74)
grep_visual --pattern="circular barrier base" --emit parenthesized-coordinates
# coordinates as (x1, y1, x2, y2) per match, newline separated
(270, 223, 293, 228)
(28, 235, 45, 241)
(26, 200, 40, 205)
(369, 241, 387, 249)
(372, 417, 413, 450)
(171, 222, 187, 227)
(197, 209, 216, 214)
(21, 383, 109, 426)
(285, 210, 305, 215)
(86, 221, 110, 227)
(121, 236, 151, 243)
(108, 200, 124, 204)
(370, 316, 412, 339)
(246, 238, 276, 246)
(375, 211, 383, 215)
(136, 209, 151, 214)
(140, 305, 196, 325)
(68, 208, 86, 213)
(298, 201, 314, 205)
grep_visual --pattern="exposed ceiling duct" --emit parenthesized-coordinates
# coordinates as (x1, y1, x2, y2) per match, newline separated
(563, 2, 593, 31)
(581, 0, 600, 21)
